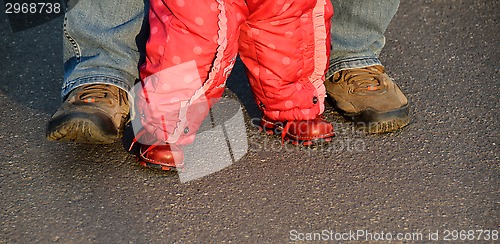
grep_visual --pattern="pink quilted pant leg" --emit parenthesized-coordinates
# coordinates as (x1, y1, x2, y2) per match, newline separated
(239, 0, 333, 121)
(137, 0, 333, 146)
(138, 0, 248, 145)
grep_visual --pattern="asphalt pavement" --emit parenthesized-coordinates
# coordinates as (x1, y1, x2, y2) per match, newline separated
(1, 0, 498, 242)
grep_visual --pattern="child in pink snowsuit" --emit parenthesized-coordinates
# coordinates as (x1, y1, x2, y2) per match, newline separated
(134, 0, 335, 170)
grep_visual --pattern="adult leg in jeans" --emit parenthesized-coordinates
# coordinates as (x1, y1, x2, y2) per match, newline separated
(47, 0, 148, 143)
(325, 0, 410, 133)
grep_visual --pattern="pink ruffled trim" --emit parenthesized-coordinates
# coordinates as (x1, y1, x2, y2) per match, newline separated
(310, 0, 331, 114)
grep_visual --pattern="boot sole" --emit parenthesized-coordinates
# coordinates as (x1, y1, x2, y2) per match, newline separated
(342, 103, 410, 134)
(46, 112, 120, 144)
(137, 160, 180, 171)
(136, 153, 184, 171)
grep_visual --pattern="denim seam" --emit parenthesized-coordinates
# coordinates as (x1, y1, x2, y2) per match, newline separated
(329, 57, 377, 67)
(326, 57, 382, 78)
(63, 15, 81, 63)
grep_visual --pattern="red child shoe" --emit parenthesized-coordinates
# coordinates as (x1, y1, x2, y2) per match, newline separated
(260, 116, 335, 146)
(129, 130, 184, 171)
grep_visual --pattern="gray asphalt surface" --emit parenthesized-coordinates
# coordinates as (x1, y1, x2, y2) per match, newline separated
(1, 0, 498, 243)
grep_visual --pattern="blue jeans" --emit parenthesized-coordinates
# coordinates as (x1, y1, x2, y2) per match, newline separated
(61, 0, 148, 99)
(61, 0, 399, 98)
(327, 0, 400, 78)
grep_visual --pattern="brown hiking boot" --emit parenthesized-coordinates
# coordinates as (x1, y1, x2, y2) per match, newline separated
(46, 84, 130, 144)
(325, 65, 410, 133)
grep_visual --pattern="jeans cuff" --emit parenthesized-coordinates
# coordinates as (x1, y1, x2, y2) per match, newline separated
(61, 75, 133, 100)
(326, 57, 382, 79)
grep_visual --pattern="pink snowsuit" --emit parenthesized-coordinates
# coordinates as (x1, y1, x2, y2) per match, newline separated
(137, 0, 333, 145)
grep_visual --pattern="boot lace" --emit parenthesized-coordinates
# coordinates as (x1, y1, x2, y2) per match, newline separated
(76, 84, 126, 105)
(340, 67, 387, 95)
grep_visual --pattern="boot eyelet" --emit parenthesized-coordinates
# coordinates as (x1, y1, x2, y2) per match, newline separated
(312, 96, 318, 104)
